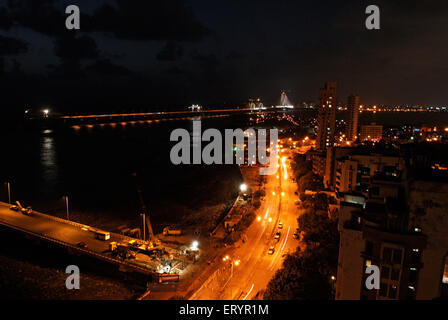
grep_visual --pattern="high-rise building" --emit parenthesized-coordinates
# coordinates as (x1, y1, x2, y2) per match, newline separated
(324, 147, 405, 193)
(316, 81, 338, 150)
(360, 123, 383, 141)
(335, 150, 448, 300)
(347, 94, 360, 141)
(335, 178, 448, 300)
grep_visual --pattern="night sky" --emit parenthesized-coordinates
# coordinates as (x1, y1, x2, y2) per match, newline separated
(1, 0, 448, 115)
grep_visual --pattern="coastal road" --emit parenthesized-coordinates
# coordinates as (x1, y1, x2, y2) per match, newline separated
(191, 150, 302, 300)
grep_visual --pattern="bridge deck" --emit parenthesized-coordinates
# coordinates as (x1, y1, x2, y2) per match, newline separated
(0, 202, 153, 276)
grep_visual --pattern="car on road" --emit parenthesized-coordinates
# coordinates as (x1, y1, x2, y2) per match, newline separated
(268, 246, 275, 255)
(293, 232, 300, 239)
(9, 205, 19, 211)
(76, 241, 88, 248)
(274, 231, 281, 240)
(278, 221, 283, 229)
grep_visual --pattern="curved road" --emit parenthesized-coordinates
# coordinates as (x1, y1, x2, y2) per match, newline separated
(191, 150, 302, 300)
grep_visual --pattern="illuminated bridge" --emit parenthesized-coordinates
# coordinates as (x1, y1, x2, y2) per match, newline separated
(59, 107, 262, 129)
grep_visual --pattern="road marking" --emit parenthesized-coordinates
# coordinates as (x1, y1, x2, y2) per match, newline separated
(243, 284, 254, 300)
(264, 208, 269, 219)
(137, 290, 151, 300)
(281, 226, 291, 252)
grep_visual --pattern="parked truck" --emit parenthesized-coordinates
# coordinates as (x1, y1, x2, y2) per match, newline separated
(163, 227, 182, 236)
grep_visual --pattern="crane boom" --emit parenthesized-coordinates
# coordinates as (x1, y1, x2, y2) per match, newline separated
(132, 173, 156, 243)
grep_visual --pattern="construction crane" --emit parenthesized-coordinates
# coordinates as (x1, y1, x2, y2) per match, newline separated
(132, 173, 156, 246)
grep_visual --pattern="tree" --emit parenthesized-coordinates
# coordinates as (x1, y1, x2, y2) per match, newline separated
(253, 189, 266, 199)
(264, 250, 333, 300)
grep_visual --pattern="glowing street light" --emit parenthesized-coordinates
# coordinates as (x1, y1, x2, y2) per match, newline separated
(240, 184, 247, 192)
(257, 216, 261, 222)
(190, 240, 199, 251)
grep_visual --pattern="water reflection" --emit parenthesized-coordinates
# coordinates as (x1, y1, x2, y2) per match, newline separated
(40, 131, 58, 191)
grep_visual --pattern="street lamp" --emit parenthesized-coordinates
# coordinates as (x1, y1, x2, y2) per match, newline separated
(63, 196, 69, 221)
(191, 240, 199, 251)
(222, 256, 239, 287)
(140, 213, 146, 241)
(240, 184, 247, 192)
(5, 182, 11, 205)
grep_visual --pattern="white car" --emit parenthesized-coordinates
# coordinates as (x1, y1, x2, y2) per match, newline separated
(274, 231, 281, 240)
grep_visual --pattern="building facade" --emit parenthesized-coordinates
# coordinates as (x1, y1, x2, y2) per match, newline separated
(324, 147, 405, 194)
(335, 176, 448, 300)
(347, 94, 360, 142)
(360, 123, 383, 141)
(316, 82, 338, 150)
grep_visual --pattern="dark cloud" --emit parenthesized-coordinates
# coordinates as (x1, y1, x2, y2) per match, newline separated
(48, 33, 98, 79)
(0, 6, 13, 30)
(6, 0, 66, 36)
(156, 41, 183, 61)
(1, 0, 448, 108)
(191, 52, 219, 65)
(85, 58, 132, 76)
(164, 66, 185, 75)
(0, 34, 27, 55)
(53, 33, 98, 61)
(226, 51, 245, 60)
(85, 0, 209, 42)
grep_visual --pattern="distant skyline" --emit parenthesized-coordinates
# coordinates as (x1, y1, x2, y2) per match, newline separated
(1, 0, 448, 114)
